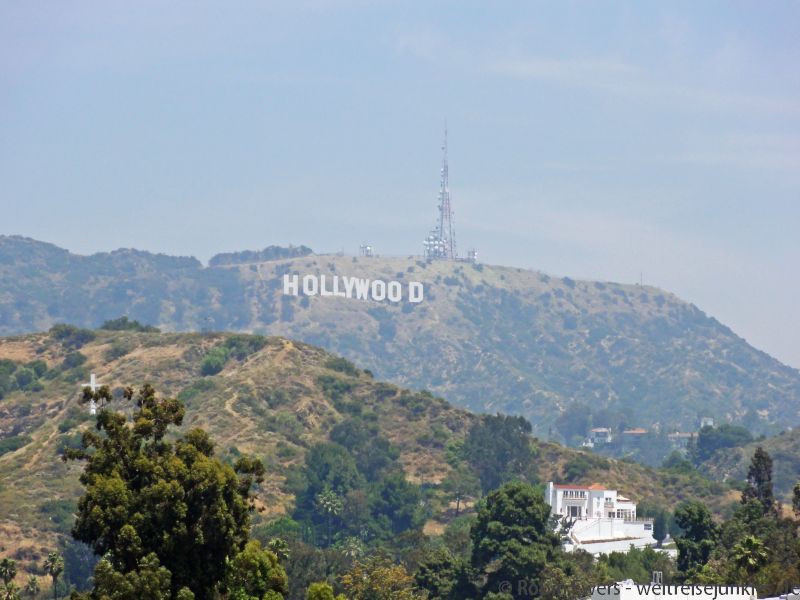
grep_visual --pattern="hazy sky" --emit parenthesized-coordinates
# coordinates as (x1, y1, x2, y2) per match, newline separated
(2, 2, 799, 367)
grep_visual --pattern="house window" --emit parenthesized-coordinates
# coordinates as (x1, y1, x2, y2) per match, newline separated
(568, 506, 581, 518)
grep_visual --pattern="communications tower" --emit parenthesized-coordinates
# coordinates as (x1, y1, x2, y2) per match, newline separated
(423, 128, 457, 260)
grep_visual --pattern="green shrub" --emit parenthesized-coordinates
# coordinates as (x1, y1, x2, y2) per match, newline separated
(13, 367, 36, 389)
(49, 323, 96, 349)
(177, 379, 216, 406)
(324, 356, 358, 377)
(61, 352, 87, 370)
(27, 359, 48, 377)
(99, 316, 159, 332)
(0, 435, 32, 456)
(56, 432, 84, 456)
(316, 374, 354, 401)
(39, 499, 77, 533)
(223, 334, 268, 360)
(104, 339, 137, 361)
(201, 346, 230, 376)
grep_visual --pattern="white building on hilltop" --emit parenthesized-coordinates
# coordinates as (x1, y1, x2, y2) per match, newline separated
(545, 482, 656, 555)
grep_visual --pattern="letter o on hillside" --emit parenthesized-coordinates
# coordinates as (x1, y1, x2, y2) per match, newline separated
(302, 275, 319, 296)
(371, 280, 386, 301)
(387, 281, 402, 303)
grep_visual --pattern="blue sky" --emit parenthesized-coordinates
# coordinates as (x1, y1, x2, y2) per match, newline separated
(1, 1, 799, 367)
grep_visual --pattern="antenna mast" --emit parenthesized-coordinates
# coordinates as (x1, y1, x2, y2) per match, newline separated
(424, 126, 457, 260)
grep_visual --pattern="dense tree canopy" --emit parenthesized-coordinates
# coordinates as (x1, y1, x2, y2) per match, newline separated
(691, 424, 754, 464)
(66, 384, 277, 600)
(463, 415, 536, 493)
(470, 482, 570, 599)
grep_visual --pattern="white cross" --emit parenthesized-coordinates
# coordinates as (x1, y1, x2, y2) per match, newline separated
(82, 373, 100, 393)
(82, 374, 100, 415)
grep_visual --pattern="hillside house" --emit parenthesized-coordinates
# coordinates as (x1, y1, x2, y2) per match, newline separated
(667, 431, 695, 450)
(583, 427, 614, 448)
(545, 482, 656, 555)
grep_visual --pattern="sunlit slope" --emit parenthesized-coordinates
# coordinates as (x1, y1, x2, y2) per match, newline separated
(2, 235, 799, 434)
(0, 329, 737, 561)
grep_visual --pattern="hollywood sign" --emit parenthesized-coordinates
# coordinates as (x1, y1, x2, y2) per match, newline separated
(283, 274, 424, 303)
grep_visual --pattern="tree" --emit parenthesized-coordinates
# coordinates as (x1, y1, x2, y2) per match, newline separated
(741, 447, 776, 516)
(674, 501, 717, 574)
(87, 553, 182, 600)
(315, 490, 344, 547)
(226, 540, 288, 600)
(2, 581, 20, 600)
(267, 539, 291, 563)
(341, 555, 424, 600)
(23, 576, 39, 599)
(65, 384, 267, 600)
(554, 403, 592, 446)
(414, 547, 476, 600)
(62, 540, 98, 592)
(638, 503, 669, 548)
(100, 316, 159, 332)
(0, 559, 16, 587)
(1, 558, 19, 600)
(441, 466, 481, 516)
(470, 481, 562, 598)
(44, 552, 64, 600)
(793, 482, 800, 519)
(294, 443, 364, 535)
(368, 472, 424, 538)
(305, 583, 336, 600)
(692, 425, 753, 464)
(653, 511, 668, 548)
(463, 414, 536, 493)
(329, 418, 398, 481)
(730, 535, 768, 576)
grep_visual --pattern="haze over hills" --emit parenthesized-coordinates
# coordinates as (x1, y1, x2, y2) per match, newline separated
(701, 428, 800, 499)
(2, 235, 799, 436)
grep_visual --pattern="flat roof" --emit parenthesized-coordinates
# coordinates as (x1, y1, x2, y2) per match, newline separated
(553, 483, 609, 491)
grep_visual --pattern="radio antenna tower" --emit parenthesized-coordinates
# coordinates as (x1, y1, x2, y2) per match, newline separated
(424, 126, 457, 260)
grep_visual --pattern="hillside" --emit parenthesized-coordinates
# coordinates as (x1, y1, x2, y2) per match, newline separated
(2, 235, 799, 436)
(0, 329, 737, 565)
(701, 428, 800, 500)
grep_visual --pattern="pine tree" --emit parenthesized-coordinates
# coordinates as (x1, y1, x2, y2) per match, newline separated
(741, 446, 776, 515)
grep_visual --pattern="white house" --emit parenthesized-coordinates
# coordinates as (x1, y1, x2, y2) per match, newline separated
(546, 482, 638, 520)
(583, 427, 614, 448)
(545, 482, 656, 555)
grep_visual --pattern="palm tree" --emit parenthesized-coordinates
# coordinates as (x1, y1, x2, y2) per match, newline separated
(267, 538, 291, 563)
(731, 535, 768, 575)
(315, 489, 343, 547)
(43, 552, 64, 600)
(0, 559, 17, 587)
(2, 581, 21, 600)
(0, 558, 19, 600)
(24, 576, 40, 598)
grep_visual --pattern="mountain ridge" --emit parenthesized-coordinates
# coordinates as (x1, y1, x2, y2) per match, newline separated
(2, 235, 798, 437)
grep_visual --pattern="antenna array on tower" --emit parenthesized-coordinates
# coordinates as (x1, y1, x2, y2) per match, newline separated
(424, 128, 458, 261)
